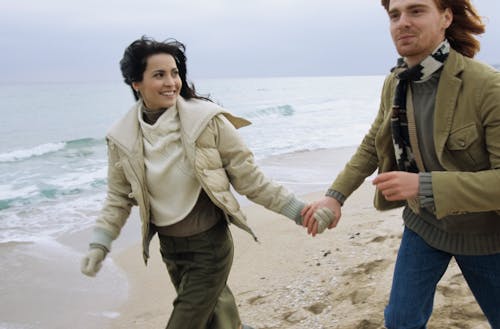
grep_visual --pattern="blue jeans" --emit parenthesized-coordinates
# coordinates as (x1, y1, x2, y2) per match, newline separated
(384, 227, 500, 329)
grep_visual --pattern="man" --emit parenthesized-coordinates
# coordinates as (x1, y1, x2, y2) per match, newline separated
(303, 0, 500, 328)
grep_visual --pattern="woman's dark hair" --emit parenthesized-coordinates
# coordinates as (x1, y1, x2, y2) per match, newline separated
(381, 0, 485, 58)
(119, 36, 209, 101)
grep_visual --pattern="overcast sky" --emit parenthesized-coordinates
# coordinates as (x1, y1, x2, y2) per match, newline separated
(1, 0, 499, 82)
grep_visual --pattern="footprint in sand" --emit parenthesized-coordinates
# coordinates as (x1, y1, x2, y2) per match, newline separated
(304, 302, 328, 314)
(282, 310, 308, 324)
(341, 259, 391, 278)
(369, 236, 387, 243)
(355, 319, 384, 329)
(437, 273, 475, 298)
(333, 259, 391, 305)
(434, 272, 489, 326)
(433, 301, 487, 326)
(247, 294, 269, 305)
(437, 283, 471, 298)
(368, 233, 402, 250)
(348, 286, 377, 305)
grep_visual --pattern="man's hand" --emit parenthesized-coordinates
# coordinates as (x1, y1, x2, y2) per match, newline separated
(372, 171, 419, 201)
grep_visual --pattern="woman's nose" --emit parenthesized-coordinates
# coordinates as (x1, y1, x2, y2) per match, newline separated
(163, 76, 174, 85)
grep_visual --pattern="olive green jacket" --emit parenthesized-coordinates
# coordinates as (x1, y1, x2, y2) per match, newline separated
(91, 97, 304, 263)
(331, 49, 500, 221)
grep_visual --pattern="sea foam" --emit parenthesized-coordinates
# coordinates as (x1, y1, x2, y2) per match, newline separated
(0, 142, 66, 162)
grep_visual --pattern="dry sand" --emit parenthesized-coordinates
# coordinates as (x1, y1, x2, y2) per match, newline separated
(108, 182, 490, 329)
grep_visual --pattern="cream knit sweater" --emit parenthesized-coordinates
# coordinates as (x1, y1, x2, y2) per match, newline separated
(138, 105, 201, 227)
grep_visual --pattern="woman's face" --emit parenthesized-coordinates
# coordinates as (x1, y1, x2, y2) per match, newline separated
(132, 53, 182, 110)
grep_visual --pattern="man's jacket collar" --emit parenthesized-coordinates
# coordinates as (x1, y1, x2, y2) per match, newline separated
(434, 48, 465, 157)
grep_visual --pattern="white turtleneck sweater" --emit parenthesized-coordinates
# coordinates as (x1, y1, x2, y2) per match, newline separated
(138, 105, 202, 227)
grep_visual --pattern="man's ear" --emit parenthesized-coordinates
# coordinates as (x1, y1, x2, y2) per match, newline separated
(442, 7, 453, 30)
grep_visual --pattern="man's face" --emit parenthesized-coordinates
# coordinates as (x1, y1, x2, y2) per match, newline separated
(387, 0, 452, 66)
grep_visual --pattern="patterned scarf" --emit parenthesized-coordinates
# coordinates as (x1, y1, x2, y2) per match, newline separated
(391, 40, 450, 172)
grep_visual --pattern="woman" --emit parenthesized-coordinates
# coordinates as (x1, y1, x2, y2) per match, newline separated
(80, 36, 332, 329)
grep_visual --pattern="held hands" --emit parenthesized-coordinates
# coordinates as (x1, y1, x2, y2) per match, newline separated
(81, 248, 107, 277)
(313, 207, 335, 233)
(301, 196, 342, 237)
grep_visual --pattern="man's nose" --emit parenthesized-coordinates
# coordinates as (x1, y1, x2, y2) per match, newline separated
(397, 12, 411, 28)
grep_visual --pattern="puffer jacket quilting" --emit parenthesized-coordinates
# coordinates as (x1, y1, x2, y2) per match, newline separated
(92, 97, 303, 263)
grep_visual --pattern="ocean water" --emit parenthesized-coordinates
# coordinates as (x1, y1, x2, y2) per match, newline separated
(0, 75, 384, 245)
(0, 75, 385, 329)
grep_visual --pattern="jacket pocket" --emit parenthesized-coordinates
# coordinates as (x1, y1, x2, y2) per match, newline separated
(446, 123, 477, 150)
(445, 123, 488, 170)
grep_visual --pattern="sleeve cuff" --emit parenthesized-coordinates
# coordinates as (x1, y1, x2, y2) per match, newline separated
(90, 227, 113, 252)
(325, 189, 346, 206)
(418, 173, 435, 208)
(89, 243, 110, 254)
(280, 196, 307, 225)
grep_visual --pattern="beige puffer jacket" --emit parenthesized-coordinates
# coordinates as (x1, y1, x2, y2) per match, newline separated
(90, 97, 305, 263)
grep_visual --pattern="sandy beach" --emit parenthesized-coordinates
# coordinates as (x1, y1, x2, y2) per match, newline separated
(0, 147, 491, 329)
(105, 151, 491, 329)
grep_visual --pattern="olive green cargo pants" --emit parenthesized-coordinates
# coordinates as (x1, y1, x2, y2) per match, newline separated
(159, 221, 241, 329)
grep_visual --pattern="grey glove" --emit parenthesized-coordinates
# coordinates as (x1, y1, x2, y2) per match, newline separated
(313, 207, 335, 234)
(81, 248, 107, 277)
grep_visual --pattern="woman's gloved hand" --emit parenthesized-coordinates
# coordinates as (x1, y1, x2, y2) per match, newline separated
(81, 248, 107, 277)
(313, 207, 335, 234)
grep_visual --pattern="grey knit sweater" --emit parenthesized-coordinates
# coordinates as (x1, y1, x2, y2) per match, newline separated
(403, 72, 500, 255)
